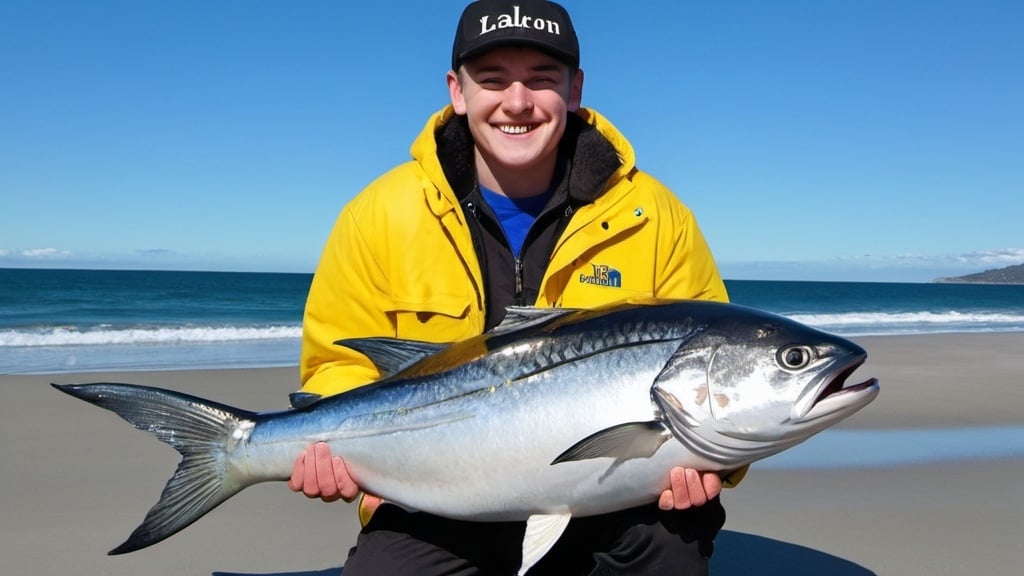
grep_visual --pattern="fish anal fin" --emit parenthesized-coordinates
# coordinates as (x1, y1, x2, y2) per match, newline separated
(551, 421, 671, 465)
(519, 512, 572, 575)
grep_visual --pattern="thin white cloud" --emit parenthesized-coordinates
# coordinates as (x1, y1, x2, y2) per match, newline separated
(826, 249, 1024, 269)
(720, 247, 1024, 282)
(136, 249, 176, 257)
(21, 248, 72, 259)
(955, 248, 1024, 266)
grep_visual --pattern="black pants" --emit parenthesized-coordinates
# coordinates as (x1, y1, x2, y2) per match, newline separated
(342, 499, 725, 576)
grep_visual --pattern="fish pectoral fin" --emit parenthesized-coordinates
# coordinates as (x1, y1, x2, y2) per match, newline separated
(519, 512, 572, 576)
(551, 421, 672, 465)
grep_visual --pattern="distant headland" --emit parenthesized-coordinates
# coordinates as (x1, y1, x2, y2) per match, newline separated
(935, 263, 1024, 284)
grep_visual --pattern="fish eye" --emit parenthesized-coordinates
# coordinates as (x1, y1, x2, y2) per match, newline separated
(777, 345, 814, 370)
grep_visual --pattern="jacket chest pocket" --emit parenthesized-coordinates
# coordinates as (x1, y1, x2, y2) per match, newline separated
(387, 292, 477, 343)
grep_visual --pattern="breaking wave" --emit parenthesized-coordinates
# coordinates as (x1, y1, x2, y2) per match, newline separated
(0, 324, 302, 348)
(791, 310, 1024, 335)
(3, 310, 1024, 351)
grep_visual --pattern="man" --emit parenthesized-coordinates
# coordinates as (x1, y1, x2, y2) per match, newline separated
(290, 1, 737, 574)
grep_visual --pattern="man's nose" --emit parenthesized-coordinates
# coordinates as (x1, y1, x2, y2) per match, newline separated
(502, 82, 533, 115)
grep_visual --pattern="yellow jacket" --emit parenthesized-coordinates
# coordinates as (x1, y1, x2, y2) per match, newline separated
(300, 105, 728, 396)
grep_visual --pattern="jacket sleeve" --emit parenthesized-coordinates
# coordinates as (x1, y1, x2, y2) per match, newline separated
(299, 202, 393, 397)
(647, 177, 728, 304)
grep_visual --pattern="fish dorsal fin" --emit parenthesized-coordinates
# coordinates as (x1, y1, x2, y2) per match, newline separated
(333, 337, 447, 379)
(551, 421, 672, 465)
(335, 308, 574, 381)
(519, 512, 572, 575)
(493, 306, 577, 334)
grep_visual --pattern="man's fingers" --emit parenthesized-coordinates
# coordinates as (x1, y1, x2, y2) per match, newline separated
(287, 451, 305, 492)
(703, 471, 723, 500)
(673, 467, 694, 509)
(289, 443, 360, 503)
(314, 442, 340, 501)
(333, 456, 359, 502)
(666, 467, 692, 510)
(301, 444, 321, 498)
(658, 488, 675, 510)
(661, 467, 714, 510)
(684, 468, 708, 508)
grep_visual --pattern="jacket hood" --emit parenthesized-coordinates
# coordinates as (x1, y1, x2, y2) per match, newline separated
(409, 106, 636, 207)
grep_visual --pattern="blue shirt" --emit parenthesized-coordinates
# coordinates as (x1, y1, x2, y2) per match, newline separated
(480, 185, 552, 258)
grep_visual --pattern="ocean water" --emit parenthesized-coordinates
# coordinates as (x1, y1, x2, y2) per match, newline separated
(0, 269, 308, 374)
(1, 268, 1023, 375)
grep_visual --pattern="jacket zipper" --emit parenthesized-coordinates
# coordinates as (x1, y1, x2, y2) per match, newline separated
(514, 257, 524, 305)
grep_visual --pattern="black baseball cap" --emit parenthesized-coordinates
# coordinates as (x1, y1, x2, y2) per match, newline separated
(452, 0, 580, 71)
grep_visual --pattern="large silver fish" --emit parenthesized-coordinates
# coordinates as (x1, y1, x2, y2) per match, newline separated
(54, 299, 878, 574)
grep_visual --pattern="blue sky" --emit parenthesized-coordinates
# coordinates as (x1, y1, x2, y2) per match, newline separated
(2, 0, 1021, 282)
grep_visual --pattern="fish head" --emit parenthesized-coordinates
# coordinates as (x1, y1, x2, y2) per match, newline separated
(652, 302, 879, 467)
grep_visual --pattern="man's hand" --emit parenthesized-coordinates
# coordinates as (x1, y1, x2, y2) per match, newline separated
(658, 467, 722, 510)
(288, 442, 361, 503)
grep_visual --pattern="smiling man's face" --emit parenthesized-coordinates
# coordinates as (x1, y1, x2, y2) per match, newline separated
(448, 46, 583, 196)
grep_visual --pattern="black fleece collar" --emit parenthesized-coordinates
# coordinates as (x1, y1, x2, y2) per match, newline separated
(434, 113, 621, 206)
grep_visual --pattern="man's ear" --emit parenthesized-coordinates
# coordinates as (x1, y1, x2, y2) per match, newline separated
(447, 69, 467, 115)
(567, 68, 584, 112)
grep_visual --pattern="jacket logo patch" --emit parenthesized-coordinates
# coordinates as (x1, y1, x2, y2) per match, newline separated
(579, 264, 621, 288)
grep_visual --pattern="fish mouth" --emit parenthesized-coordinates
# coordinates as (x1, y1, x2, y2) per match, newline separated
(797, 356, 879, 422)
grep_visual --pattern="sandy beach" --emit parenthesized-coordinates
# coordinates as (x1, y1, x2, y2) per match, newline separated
(3, 333, 1022, 575)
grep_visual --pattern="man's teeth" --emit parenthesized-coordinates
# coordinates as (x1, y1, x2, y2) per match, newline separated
(498, 125, 533, 135)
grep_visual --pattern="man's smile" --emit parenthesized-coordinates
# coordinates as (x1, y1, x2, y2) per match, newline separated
(496, 123, 539, 135)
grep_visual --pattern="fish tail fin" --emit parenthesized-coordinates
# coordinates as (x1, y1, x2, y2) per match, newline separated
(52, 382, 260, 555)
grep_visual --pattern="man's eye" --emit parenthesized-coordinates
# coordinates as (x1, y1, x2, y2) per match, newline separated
(528, 77, 559, 89)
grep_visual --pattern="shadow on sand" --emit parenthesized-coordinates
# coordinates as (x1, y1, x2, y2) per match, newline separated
(212, 530, 875, 576)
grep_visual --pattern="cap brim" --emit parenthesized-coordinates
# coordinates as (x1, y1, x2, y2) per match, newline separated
(456, 37, 578, 70)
